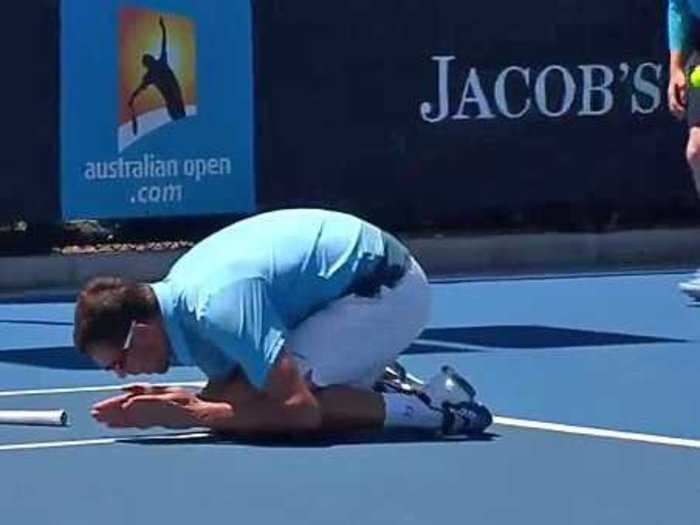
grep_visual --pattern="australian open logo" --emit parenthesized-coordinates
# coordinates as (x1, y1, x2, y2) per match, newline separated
(118, 8, 197, 152)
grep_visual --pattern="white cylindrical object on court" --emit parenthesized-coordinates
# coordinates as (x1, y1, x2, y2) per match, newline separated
(0, 410, 69, 427)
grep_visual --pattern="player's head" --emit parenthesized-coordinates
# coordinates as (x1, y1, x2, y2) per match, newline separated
(74, 277, 170, 378)
(142, 54, 157, 69)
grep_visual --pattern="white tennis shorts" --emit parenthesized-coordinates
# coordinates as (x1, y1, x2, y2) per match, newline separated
(287, 257, 430, 389)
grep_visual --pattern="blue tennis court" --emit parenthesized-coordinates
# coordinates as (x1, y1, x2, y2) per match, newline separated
(1, 269, 698, 524)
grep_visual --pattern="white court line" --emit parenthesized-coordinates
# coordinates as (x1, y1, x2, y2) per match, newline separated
(493, 416, 700, 450)
(1, 417, 698, 453)
(0, 381, 206, 398)
(0, 432, 211, 452)
(414, 338, 489, 351)
(0, 382, 698, 452)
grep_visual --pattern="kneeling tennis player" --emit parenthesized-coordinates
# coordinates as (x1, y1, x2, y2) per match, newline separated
(73, 209, 492, 437)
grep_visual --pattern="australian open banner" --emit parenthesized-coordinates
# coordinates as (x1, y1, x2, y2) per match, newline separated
(61, 0, 254, 219)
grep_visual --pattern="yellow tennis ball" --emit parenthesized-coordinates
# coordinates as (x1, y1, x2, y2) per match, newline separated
(690, 67, 700, 88)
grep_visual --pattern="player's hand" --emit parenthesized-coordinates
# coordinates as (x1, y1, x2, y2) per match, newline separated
(668, 66, 687, 120)
(92, 390, 203, 429)
(90, 384, 186, 413)
(92, 392, 136, 412)
(121, 391, 203, 429)
(121, 383, 191, 396)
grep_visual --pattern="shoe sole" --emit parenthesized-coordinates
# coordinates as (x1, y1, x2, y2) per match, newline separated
(443, 401, 493, 435)
(467, 402, 493, 432)
(678, 283, 700, 300)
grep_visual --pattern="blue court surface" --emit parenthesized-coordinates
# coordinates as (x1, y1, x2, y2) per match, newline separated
(1, 270, 699, 525)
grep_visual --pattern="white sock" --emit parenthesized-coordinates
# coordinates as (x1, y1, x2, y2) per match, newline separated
(382, 393, 443, 430)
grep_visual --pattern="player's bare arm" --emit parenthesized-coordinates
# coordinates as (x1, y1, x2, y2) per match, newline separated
(669, 50, 688, 119)
(92, 350, 321, 434)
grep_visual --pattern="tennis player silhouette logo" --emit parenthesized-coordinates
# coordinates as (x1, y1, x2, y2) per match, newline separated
(128, 17, 185, 135)
(118, 9, 197, 152)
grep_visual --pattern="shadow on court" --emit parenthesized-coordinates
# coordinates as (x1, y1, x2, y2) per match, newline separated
(123, 429, 500, 448)
(415, 325, 685, 352)
(0, 325, 688, 370)
(0, 347, 96, 369)
(0, 293, 75, 305)
(0, 319, 72, 327)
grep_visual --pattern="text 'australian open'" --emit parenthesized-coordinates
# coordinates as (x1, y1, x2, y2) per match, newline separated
(82, 155, 233, 183)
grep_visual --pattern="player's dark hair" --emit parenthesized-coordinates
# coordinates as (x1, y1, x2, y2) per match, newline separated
(73, 277, 159, 354)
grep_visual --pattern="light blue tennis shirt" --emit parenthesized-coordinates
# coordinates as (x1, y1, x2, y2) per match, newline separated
(669, 0, 700, 51)
(151, 209, 395, 389)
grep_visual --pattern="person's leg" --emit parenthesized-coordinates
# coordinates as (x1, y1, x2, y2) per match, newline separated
(287, 258, 440, 431)
(199, 369, 449, 433)
(685, 127, 700, 194)
(313, 386, 385, 431)
(313, 369, 491, 435)
(287, 259, 491, 435)
(679, 51, 700, 299)
(287, 258, 430, 388)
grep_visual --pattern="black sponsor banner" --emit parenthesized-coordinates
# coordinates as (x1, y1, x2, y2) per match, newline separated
(254, 1, 695, 230)
(0, 1, 59, 223)
(1, 1, 692, 231)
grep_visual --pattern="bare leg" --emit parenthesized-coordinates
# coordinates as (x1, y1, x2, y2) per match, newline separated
(686, 127, 700, 194)
(681, 127, 700, 295)
(200, 375, 385, 433)
(314, 386, 385, 431)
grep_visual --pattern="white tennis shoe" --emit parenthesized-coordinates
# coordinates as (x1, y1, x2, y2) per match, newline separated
(377, 362, 493, 435)
(679, 273, 700, 301)
(419, 366, 492, 435)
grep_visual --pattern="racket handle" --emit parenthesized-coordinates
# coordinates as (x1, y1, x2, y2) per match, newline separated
(0, 410, 69, 427)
